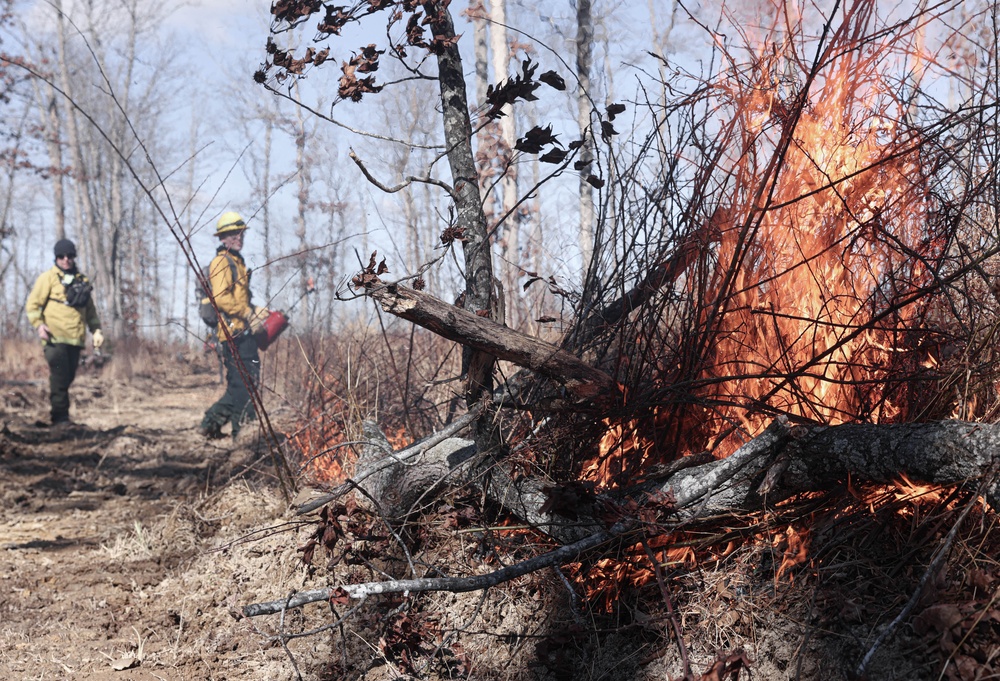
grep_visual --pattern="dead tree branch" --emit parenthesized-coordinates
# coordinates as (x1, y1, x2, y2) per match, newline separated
(242, 519, 633, 617)
(349, 150, 459, 201)
(256, 418, 1000, 621)
(363, 282, 620, 403)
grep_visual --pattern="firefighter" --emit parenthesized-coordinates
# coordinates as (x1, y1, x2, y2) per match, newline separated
(25, 238, 104, 426)
(199, 211, 261, 439)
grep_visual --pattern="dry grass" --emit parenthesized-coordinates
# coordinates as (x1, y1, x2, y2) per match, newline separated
(0, 338, 48, 382)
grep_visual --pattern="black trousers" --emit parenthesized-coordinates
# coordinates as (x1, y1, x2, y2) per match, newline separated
(43, 343, 82, 423)
(201, 332, 260, 436)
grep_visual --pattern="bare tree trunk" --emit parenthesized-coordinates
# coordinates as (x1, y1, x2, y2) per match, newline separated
(34, 79, 66, 240)
(53, 0, 119, 334)
(489, 0, 517, 327)
(424, 1, 498, 446)
(262, 118, 273, 302)
(293, 82, 310, 330)
(53, 0, 96, 261)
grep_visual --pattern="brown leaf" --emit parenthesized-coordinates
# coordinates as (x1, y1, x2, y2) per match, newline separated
(484, 56, 541, 119)
(699, 650, 752, 680)
(606, 102, 626, 120)
(272, 0, 321, 23)
(539, 70, 566, 90)
(318, 5, 352, 34)
(440, 225, 466, 244)
(539, 148, 569, 164)
(329, 587, 351, 606)
(586, 174, 605, 188)
(913, 603, 965, 636)
(515, 124, 559, 154)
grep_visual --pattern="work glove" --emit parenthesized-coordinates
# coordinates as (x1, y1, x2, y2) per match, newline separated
(93, 329, 104, 349)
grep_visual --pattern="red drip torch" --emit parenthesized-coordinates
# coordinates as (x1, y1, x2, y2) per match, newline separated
(254, 277, 315, 351)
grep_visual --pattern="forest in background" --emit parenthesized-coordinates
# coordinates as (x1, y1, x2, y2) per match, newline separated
(6, 0, 1000, 678)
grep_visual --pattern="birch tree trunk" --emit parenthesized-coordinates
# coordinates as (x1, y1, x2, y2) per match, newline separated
(489, 0, 517, 327)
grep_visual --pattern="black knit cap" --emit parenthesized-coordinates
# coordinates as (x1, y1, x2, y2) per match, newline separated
(53, 239, 77, 258)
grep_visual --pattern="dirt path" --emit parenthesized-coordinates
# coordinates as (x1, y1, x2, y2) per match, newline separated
(0, 359, 306, 681)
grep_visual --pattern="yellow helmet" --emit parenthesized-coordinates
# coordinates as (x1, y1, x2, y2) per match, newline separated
(214, 211, 247, 237)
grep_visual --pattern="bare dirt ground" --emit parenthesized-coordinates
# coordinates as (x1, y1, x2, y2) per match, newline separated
(0, 350, 310, 681)
(2, 346, 997, 681)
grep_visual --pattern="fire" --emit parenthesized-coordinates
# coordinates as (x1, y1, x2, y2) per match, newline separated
(288, 381, 414, 484)
(583, 419, 654, 485)
(581, 10, 942, 488)
(698, 37, 933, 450)
(573, 541, 698, 612)
(774, 525, 811, 583)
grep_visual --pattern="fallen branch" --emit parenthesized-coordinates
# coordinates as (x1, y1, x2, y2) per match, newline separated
(364, 283, 619, 404)
(259, 418, 1000, 621)
(242, 519, 633, 617)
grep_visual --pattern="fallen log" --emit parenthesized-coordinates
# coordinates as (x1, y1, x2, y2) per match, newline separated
(670, 419, 1000, 513)
(252, 418, 1000, 617)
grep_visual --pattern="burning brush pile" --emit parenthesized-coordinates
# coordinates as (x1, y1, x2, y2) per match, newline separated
(254, 2, 1000, 679)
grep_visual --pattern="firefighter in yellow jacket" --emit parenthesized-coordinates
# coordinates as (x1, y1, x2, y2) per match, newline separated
(199, 212, 261, 439)
(25, 239, 104, 426)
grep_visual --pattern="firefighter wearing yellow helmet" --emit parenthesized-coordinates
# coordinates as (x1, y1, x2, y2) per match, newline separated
(199, 211, 260, 439)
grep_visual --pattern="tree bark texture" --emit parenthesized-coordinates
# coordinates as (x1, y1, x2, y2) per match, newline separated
(351, 420, 477, 521)
(664, 419, 1000, 514)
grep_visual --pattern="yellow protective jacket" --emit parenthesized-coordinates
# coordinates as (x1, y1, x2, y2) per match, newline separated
(209, 248, 254, 334)
(25, 266, 102, 346)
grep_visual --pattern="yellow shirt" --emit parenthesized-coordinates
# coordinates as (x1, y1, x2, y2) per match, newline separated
(209, 250, 253, 334)
(25, 266, 101, 346)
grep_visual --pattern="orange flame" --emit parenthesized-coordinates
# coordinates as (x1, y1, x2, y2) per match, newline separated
(582, 16, 942, 486)
(288, 373, 414, 484)
(774, 525, 811, 582)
